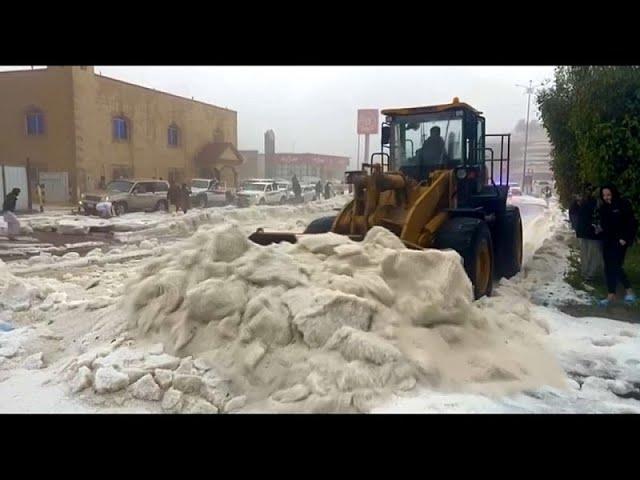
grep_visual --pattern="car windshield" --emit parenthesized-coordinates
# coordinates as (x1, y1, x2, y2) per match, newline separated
(241, 183, 266, 191)
(106, 181, 133, 193)
(191, 180, 210, 188)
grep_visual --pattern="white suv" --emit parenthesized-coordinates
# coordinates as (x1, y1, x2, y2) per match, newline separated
(236, 180, 288, 207)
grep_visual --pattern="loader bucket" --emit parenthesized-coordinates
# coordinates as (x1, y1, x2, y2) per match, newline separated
(248, 229, 299, 245)
(248, 228, 364, 246)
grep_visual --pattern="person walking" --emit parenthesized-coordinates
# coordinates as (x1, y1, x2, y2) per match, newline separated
(180, 183, 191, 213)
(2, 188, 21, 241)
(315, 180, 323, 201)
(568, 183, 603, 280)
(324, 181, 332, 200)
(167, 182, 180, 214)
(291, 174, 301, 203)
(596, 184, 638, 306)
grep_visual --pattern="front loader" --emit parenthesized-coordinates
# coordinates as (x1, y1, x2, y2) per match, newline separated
(249, 98, 523, 299)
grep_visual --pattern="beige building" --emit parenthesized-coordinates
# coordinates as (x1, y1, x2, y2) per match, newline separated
(0, 66, 243, 204)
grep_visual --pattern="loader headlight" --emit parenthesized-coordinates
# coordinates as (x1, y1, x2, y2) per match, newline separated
(456, 168, 468, 180)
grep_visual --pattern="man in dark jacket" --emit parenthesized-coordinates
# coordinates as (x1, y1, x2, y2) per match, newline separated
(2, 188, 21, 240)
(291, 175, 301, 202)
(597, 184, 637, 306)
(180, 184, 191, 213)
(324, 182, 332, 200)
(315, 181, 323, 201)
(568, 183, 603, 280)
(167, 182, 181, 213)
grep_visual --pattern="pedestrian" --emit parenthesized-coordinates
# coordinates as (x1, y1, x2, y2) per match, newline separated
(596, 184, 638, 306)
(324, 181, 332, 200)
(292, 174, 302, 202)
(167, 182, 180, 213)
(315, 180, 323, 201)
(568, 183, 603, 280)
(180, 183, 191, 213)
(2, 187, 21, 241)
(543, 186, 552, 207)
(96, 201, 114, 219)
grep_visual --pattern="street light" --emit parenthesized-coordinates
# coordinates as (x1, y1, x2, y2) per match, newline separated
(515, 80, 542, 194)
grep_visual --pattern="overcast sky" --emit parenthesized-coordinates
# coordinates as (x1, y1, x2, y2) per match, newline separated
(1, 66, 555, 168)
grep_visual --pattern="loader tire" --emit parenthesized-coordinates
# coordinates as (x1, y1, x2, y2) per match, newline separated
(304, 216, 336, 234)
(494, 205, 523, 279)
(434, 217, 494, 299)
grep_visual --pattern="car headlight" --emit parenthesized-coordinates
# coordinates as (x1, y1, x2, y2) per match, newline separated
(104, 196, 110, 202)
(456, 168, 468, 180)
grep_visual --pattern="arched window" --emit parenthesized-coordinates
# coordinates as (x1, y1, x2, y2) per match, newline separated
(168, 124, 179, 147)
(26, 108, 45, 136)
(112, 116, 129, 141)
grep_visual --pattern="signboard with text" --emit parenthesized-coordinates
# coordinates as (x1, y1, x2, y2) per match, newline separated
(357, 109, 379, 135)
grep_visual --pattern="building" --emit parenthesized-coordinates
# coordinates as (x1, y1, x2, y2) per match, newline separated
(0, 66, 243, 205)
(266, 153, 349, 182)
(246, 129, 348, 181)
(236, 150, 266, 180)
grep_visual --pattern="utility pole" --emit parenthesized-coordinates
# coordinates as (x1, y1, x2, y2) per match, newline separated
(516, 80, 535, 194)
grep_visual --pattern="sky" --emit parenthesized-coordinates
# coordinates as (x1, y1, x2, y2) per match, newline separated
(0, 66, 555, 169)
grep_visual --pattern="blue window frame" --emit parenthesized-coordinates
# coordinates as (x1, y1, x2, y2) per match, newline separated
(113, 117, 128, 141)
(26, 111, 45, 135)
(168, 125, 179, 146)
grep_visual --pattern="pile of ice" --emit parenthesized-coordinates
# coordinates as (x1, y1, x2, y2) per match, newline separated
(62, 222, 567, 412)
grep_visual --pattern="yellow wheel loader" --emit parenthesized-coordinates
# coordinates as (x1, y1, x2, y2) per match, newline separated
(249, 98, 523, 299)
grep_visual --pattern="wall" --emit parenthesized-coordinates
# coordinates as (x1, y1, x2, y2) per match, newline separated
(73, 68, 238, 197)
(0, 66, 239, 204)
(237, 150, 265, 180)
(0, 68, 77, 203)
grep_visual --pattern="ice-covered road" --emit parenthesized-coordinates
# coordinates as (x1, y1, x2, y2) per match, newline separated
(1, 196, 639, 413)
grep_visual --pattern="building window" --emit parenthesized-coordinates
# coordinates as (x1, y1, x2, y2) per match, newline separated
(26, 110, 45, 136)
(168, 124, 179, 147)
(112, 116, 129, 141)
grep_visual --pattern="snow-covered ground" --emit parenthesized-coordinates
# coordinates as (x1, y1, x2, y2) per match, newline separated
(1, 195, 638, 413)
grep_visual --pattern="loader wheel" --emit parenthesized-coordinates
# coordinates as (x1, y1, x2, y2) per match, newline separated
(495, 205, 523, 279)
(434, 217, 494, 299)
(303, 216, 336, 234)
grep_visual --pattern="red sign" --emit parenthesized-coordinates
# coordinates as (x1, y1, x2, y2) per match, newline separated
(357, 109, 379, 135)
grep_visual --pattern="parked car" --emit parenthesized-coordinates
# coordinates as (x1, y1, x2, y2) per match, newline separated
(192, 180, 234, 208)
(79, 179, 170, 216)
(508, 186, 522, 197)
(288, 184, 316, 204)
(190, 178, 217, 195)
(275, 180, 294, 203)
(236, 180, 287, 207)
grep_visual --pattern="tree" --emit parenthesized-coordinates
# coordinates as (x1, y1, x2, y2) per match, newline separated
(537, 66, 640, 212)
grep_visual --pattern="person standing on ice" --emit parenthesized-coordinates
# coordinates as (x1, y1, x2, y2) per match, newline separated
(167, 182, 180, 214)
(315, 180, 323, 201)
(291, 174, 301, 202)
(596, 184, 638, 306)
(568, 183, 603, 280)
(2, 187, 21, 241)
(180, 183, 191, 213)
(324, 181, 332, 199)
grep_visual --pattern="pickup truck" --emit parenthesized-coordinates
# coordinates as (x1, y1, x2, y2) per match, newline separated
(190, 178, 234, 208)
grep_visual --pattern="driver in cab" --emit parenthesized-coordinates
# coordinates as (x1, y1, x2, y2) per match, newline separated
(404, 126, 449, 181)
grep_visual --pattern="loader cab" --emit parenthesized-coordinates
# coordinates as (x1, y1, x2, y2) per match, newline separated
(383, 99, 485, 180)
(382, 98, 509, 212)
